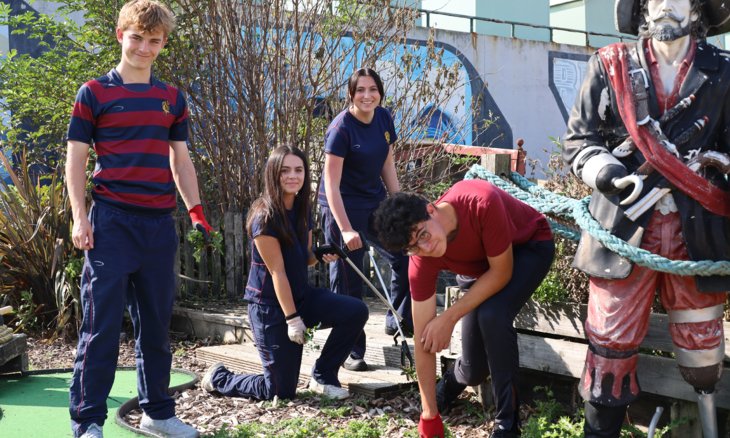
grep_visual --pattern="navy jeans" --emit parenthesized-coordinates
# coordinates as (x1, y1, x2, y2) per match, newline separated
(320, 205, 412, 359)
(453, 240, 555, 432)
(69, 203, 178, 436)
(209, 287, 368, 400)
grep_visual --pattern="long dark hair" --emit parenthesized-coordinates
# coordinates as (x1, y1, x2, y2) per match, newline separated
(347, 67, 385, 106)
(245, 145, 312, 247)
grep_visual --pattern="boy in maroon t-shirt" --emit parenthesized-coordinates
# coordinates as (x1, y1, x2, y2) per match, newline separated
(374, 179, 554, 438)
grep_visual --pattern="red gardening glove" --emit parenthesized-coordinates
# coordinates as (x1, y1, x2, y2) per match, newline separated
(188, 204, 212, 240)
(418, 413, 444, 438)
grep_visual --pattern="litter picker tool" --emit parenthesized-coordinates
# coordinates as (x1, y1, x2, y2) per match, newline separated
(313, 238, 414, 369)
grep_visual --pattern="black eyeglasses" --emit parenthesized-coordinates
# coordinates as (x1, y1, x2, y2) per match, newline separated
(404, 225, 431, 256)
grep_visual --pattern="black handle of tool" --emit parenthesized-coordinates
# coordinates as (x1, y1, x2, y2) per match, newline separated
(313, 231, 371, 263)
(313, 243, 348, 263)
(401, 340, 414, 369)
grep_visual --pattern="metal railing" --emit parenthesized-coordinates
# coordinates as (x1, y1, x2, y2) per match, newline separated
(414, 8, 633, 47)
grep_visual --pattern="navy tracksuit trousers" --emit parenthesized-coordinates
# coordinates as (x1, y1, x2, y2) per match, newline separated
(208, 287, 368, 400)
(453, 240, 555, 432)
(321, 205, 412, 360)
(69, 203, 178, 436)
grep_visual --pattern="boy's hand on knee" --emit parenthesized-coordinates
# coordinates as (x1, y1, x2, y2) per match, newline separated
(418, 413, 444, 438)
(286, 315, 307, 345)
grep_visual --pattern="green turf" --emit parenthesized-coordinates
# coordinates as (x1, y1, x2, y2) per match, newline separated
(0, 369, 194, 437)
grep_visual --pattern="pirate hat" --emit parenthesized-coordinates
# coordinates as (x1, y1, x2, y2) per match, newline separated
(615, 0, 730, 37)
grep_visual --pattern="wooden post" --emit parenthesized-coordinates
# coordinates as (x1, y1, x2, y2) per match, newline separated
(199, 247, 209, 298)
(670, 400, 703, 438)
(480, 153, 511, 177)
(210, 210, 222, 298)
(234, 213, 244, 295)
(174, 219, 182, 296)
(182, 220, 195, 296)
(224, 211, 235, 298)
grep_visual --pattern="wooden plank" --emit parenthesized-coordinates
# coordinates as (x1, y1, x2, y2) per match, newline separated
(182, 220, 196, 296)
(210, 209, 223, 298)
(518, 333, 585, 377)
(0, 334, 28, 372)
(196, 342, 414, 397)
(513, 299, 730, 360)
(670, 401, 703, 438)
(199, 248, 209, 298)
(516, 333, 730, 409)
(174, 220, 182, 293)
(224, 212, 235, 298)
(234, 213, 244, 298)
(480, 153, 511, 177)
(514, 299, 585, 339)
(173, 306, 248, 328)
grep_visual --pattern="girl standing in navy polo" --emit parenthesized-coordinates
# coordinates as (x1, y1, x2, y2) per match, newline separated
(318, 68, 412, 372)
(201, 146, 368, 400)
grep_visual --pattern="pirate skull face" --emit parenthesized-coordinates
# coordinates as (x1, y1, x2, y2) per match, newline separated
(643, 0, 698, 41)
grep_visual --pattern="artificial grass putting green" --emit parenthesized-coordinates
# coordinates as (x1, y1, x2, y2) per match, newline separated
(0, 369, 195, 437)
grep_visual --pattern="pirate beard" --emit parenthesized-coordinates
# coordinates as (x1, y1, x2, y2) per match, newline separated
(646, 19, 692, 41)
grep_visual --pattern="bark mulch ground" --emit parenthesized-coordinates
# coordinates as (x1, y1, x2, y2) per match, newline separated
(25, 335, 509, 437)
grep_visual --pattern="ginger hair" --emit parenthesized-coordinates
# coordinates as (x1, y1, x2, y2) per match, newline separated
(117, 0, 176, 36)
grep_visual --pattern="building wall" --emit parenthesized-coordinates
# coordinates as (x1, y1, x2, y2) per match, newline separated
(475, 0, 550, 42)
(550, 0, 587, 45)
(416, 26, 592, 175)
(420, 0, 551, 42)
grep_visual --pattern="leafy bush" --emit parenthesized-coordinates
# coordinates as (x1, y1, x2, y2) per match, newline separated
(522, 387, 584, 438)
(0, 152, 77, 335)
(529, 140, 591, 304)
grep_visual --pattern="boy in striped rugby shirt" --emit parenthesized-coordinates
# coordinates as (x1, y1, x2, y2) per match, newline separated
(65, 1, 208, 437)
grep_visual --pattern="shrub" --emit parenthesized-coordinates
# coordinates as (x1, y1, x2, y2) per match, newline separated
(530, 139, 591, 304)
(0, 152, 77, 335)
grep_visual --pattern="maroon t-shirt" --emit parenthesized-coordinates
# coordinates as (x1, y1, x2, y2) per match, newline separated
(409, 179, 552, 301)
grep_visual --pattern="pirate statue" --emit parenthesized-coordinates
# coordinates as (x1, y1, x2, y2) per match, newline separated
(563, 0, 730, 436)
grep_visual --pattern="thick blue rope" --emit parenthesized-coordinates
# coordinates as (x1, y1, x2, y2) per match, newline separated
(464, 164, 730, 276)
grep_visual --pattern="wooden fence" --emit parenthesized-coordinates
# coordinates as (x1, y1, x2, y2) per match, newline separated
(175, 210, 251, 301)
(174, 210, 330, 301)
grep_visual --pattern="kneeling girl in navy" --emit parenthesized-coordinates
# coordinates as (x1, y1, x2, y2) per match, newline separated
(201, 145, 369, 400)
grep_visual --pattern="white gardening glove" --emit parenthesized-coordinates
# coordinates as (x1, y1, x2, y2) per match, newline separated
(286, 315, 307, 345)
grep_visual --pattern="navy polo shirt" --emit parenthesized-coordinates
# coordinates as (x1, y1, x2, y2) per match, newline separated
(317, 106, 397, 210)
(244, 208, 312, 306)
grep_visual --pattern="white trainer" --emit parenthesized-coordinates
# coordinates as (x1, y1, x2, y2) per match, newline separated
(139, 414, 199, 438)
(79, 423, 103, 438)
(201, 361, 226, 393)
(307, 378, 350, 400)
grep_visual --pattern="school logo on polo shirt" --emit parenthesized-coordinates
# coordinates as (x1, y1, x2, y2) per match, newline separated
(162, 100, 170, 115)
(384, 131, 391, 144)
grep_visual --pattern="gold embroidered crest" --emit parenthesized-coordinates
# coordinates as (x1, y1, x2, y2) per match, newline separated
(384, 131, 391, 144)
(162, 100, 170, 115)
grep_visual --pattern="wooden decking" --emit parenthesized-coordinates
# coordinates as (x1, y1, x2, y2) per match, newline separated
(195, 297, 442, 397)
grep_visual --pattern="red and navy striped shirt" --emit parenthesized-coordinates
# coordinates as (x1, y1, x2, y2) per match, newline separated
(67, 69, 189, 213)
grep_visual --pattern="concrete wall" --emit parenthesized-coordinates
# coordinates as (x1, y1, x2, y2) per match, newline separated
(411, 25, 592, 176)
